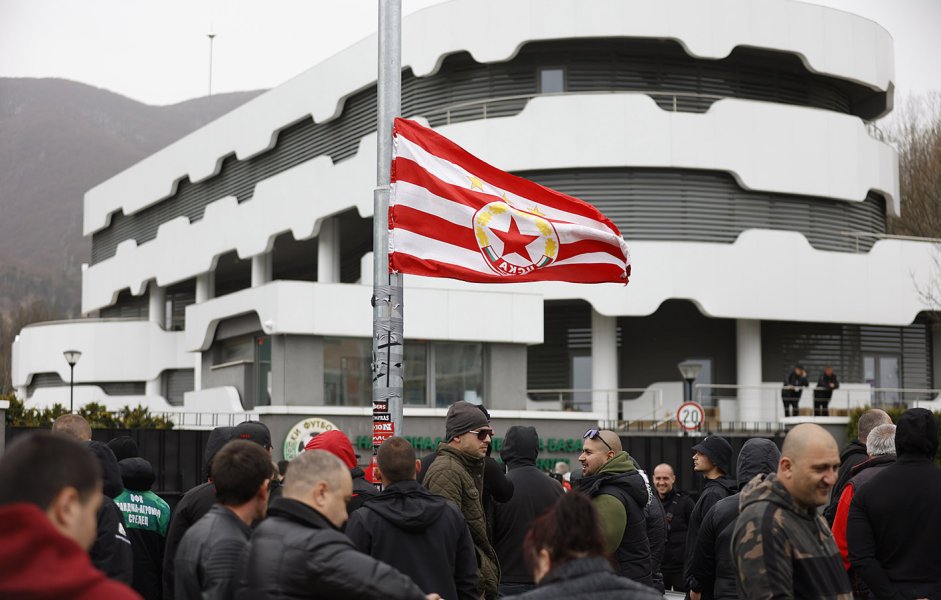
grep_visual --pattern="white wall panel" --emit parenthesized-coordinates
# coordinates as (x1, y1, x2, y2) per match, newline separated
(82, 94, 898, 312)
(83, 0, 894, 236)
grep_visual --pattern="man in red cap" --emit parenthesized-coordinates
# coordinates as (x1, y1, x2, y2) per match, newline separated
(305, 429, 377, 514)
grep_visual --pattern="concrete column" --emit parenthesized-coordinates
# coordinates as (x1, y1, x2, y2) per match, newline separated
(251, 252, 271, 287)
(148, 281, 166, 328)
(591, 308, 618, 424)
(317, 217, 341, 283)
(194, 272, 215, 391)
(736, 319, 763, 422)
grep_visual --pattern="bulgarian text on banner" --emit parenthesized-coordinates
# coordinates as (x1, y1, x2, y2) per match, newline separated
(389, 117, 631, 285)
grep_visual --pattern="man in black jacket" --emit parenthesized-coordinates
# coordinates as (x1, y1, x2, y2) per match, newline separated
(688, 438, 780, 600)
(492, 426, 564, 596)
(824, 408, 890, 526)
(655, 463, 695, 592)
(52, 415, 134, 585)
(684, 435, 736, 596)
(236, 449, 438, 600)
(346, 437, 477, 600)
(847, 408, 941, 599)
(174, 440, 271, 600)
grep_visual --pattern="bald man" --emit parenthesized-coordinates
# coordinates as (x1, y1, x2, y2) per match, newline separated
(576, 429, 654, 588)
(654, 463, 695, 592)
(731, 424, 852, 599)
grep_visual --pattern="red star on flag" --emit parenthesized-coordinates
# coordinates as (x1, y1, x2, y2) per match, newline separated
(491, 214, 540, 261)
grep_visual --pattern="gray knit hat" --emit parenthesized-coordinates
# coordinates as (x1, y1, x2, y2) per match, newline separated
(445, 401, 491, 441)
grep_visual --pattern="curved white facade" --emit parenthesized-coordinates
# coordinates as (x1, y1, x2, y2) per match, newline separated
(83, 0, 894, 235)
(16, 0, 929, 425)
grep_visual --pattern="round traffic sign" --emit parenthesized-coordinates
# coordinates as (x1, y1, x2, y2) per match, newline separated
(676, 401, 705, 431)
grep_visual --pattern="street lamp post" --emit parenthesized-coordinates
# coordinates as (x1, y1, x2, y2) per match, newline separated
(63, 350, 82, 413)
(677, 360, 703, 404)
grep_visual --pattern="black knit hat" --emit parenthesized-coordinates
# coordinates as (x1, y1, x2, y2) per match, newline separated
(692, 435, 733, 476)
(445, 401, 490, 441)
(107, 436, 139, 462)
(896, 408, 940, 459)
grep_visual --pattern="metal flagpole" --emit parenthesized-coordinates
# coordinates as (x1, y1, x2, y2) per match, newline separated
(372, 0, 404, 467)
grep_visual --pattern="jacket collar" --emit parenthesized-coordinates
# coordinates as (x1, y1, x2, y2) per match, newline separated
(540, 556, 614, 586)
(436, 442, 484, 471)
(267, 497, 338, 531)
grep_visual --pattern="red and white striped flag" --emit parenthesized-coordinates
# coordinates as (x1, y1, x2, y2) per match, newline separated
(389, 118, 631, 284)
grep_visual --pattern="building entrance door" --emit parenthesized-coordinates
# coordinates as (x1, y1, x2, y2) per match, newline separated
(864, 354, 900, 406)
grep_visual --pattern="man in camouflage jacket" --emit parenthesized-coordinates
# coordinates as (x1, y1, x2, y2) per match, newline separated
(731, 424, 852, 600)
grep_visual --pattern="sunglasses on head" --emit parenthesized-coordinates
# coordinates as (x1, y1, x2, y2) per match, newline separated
(583, 428, 613, 452)
(467, 429, 494, 441)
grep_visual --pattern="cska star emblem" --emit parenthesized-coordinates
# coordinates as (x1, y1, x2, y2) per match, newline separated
(473, 201, 560, 276)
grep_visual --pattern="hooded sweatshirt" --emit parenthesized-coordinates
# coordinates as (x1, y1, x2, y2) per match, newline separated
(847, 408, 941, 600)
(683, 471, 737, 589)
(0, 503, 140, 599)
(688, 438, 781, 599)
(493, 426, 565, 584)
(115, 457, 171, 600)
(731, 473, 852, 599)
(345, 479, 478, 600)
(576, 451, 653, 587)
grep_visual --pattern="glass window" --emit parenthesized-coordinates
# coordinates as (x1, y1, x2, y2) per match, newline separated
(404, 342, 428, 406)
(539, 67, 565, 94)
(216, 336, 253, 364)
(434, 342, 483, 407)
(323, 337, 371, 406)
(256, 336, 271, 406)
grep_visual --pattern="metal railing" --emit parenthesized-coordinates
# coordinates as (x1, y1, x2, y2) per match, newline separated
(148, 411, 259, 429)
(526, 387, 663, 428)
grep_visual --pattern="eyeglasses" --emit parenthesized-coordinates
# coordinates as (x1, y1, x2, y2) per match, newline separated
(467, 429, 494, 441)
(583, 429, 613, 452)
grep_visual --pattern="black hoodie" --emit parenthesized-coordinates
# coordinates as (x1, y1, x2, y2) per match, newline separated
(493, 426, 565, 585)
(688, 438, 781, 599)
(684, 472, 737, 589)
(345, 479, 478, 600)
(87, 440, 134, 585)
(847, 408, 941, 599)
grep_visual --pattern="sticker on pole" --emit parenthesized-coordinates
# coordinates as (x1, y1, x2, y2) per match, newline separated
(676, 402, 704, 431)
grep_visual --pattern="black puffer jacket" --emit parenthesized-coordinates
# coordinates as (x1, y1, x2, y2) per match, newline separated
(493, 426, 564, 585)
(511, 556, 663, 600)
(684, 474, 737, 589)
(345, 480, 478, 600)
(88, 441, 134, 585)
(235, 497, 427, 600)
(688, 438, 781, 599)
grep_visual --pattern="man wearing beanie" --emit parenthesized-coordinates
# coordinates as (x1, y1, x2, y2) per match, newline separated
(115, 457, 171, 600)
(847, 408, 941, 599)
(423, 401, 501, 600)
(304, 429, 378, 514)
(684, 434, 736, 596)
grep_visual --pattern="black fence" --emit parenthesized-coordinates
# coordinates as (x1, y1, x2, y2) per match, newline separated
(5, 427, 212, 510)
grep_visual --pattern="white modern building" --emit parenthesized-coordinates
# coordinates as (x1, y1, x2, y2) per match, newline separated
(12, 0, 939, 456)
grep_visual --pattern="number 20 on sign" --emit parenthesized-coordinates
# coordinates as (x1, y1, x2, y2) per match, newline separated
(676, 401, 704, 431)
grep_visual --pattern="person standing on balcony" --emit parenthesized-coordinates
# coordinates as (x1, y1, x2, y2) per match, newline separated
(814, 366, 841, 417)
(782, 365, 809, 417)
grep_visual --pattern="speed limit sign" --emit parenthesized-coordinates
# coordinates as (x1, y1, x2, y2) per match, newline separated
(676, 401, 705, 431)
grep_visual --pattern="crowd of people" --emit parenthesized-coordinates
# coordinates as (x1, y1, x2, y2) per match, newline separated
(0, 400, 939, 599)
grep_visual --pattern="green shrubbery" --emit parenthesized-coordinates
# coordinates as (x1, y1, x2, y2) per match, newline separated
(2, 393, 173, 429)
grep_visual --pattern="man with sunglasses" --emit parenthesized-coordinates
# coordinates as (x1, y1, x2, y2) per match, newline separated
(423, 401, 501, 600)
(576, 428, 655, 589)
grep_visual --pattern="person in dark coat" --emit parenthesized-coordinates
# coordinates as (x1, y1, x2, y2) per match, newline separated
(235, 449, 433, 600)
(688, 438, 781, 600)
(654, 463, 695, 592)
(87, 439, 135, 585)
(512, 490, 661, 600)
(847, 408, 941, 599)
(108, 436, 140, 462)
(814, 366, 840, 416)
(174, 440, 271, 600)
(115, 457, 171, 600)
(304, 429, 378, 514)
(346, 437, 477, 600)
(492, 426, 564, 596)
(781, 365, 809, 417)
(684, 435, 736, 594)
(638, 463, 668, 594)
(823, 409, 891, 526)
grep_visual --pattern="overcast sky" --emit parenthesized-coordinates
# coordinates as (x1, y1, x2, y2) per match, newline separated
(1, 0, 939, 108)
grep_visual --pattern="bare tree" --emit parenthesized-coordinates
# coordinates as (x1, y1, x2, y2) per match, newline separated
(0, 300, 61, 395)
